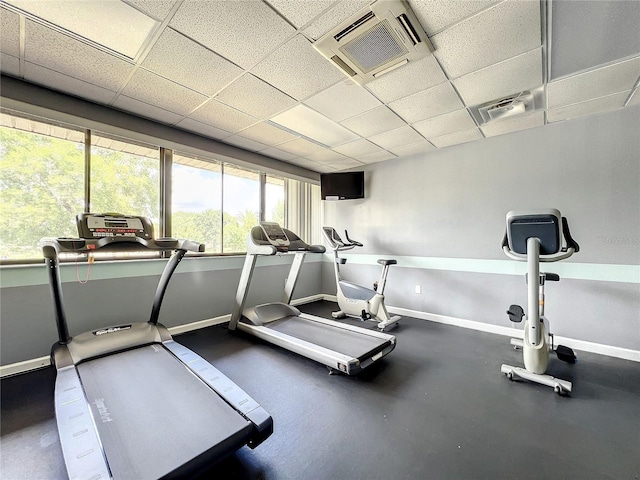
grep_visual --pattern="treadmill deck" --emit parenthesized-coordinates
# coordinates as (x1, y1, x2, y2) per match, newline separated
(265, 315, 390, 360)
(69, 345, 252, 479)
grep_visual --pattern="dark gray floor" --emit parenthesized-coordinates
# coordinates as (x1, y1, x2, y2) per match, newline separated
(1, 301, 639, 479)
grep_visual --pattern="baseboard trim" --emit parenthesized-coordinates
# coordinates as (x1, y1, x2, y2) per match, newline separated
(0, 356, 51, 378)
(3, 294, 637, 377)
(387, 305, 640, 363)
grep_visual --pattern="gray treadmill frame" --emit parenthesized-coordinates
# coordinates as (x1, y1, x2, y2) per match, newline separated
(44, 232, 272, 479)
(229, 224, 396, 375)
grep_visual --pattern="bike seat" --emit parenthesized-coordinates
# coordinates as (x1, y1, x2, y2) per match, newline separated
(377, 259, 397, 266)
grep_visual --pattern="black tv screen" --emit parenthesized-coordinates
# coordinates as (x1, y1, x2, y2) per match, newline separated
(321, 171, 364, 200)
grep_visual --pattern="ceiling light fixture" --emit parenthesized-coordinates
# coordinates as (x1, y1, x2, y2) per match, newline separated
(3, 0, 158, 59)
(269, 105, 359, 148)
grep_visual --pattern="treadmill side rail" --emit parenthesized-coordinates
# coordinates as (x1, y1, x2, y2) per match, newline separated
(164, 340, 273, 447)
(55, 367, 111, 480)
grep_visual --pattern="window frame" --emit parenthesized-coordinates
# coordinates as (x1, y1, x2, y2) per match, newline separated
(0, 109, 322, 264)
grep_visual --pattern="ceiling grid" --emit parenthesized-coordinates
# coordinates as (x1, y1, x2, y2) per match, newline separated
(0, 0, 638, 173)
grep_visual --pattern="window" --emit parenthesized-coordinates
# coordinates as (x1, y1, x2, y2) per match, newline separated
(172, 153, 222, 253)
(0, 110, 321, 262)
(222, 165, 260, 253)
(0, 113, 84, 260)
(265, 175, 285, 224)
(90, 133, 159, 226)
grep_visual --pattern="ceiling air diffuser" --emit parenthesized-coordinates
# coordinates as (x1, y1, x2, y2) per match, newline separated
(313, 0, 433, 85)
(470, 87, 546, 126)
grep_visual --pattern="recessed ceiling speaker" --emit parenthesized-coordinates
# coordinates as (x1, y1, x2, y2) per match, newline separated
(313, 0, 433, 85)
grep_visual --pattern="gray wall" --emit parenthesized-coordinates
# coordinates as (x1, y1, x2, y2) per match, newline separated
(0, 255, 323, 365)
(322, 105, 640, 351)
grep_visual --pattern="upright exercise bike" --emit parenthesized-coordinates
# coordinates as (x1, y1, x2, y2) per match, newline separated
(322, 227, 400, 331)
(500, 209, 579, 395)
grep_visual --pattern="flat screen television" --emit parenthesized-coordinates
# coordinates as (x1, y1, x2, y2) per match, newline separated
(320, 171, 365, 200)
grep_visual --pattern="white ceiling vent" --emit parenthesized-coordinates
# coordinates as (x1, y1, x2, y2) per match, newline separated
(313, 0, 433, 85)
(470, 87, 545, 125)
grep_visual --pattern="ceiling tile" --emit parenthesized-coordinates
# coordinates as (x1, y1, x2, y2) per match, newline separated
(1, 7, 20, 56)
(365, 54, 447, 103)
(323, 158, 365, 170)
(24, 20, 135, 92)
(252, 34, 344, 101)
(411, 0, 500, 36)
(265, 0, 336, 29)
(112, 95, 184, 125)
(304, 80, 382, 123)
(547, 56, 640, 108)
(121, 68, 208, 116)
(368, 125, 424, 150)
(1, 53, 20, 76)
(142, 28, 243, 96)
(236, 122, 298, 146)
(340, 105, 406, 137)
(24, 62, 117, 105)
(480, 111, 544, 137)
(333, 138, 383, 157)
(216, 74, 297, 120)
(303, 0, 370, 40)
(413, 108, 477, 138)
(358, 150, 397, 164)
(276, 137, 327, 156)
(430, 128, 483, 148)
(223, 134, 270, 152)
(550, 0, 640, 80)
(287, 157, 324, 171)
(169, 0, 295, 69)
(127, 0, 176, 20)
(388, 82, 463, 123)
(261, 146, 299, 161)
(547, 91, 632, 123)
(454, 47, 542, 106)
(175, 117, 232, 140)
(432, 0, 541, 78)
(305, 149, 351, 164)
(188, 99, 258, 133)
(314, 163, 340, 173)
(388, 139, 436, 157)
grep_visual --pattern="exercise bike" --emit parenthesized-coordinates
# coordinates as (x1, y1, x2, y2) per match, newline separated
(322, 227, 400, 331)
(500, 209, 579, 395)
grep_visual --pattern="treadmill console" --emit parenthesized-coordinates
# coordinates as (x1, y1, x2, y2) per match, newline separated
(77, 213, 153, 239)
(259, 222, 290, 249)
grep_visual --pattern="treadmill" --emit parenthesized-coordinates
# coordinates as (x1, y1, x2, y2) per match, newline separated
(43, 213, 272, 480)
(229, 222, 396, 375)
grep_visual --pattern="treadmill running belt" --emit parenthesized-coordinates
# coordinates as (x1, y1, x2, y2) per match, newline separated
(77, 345, 252, 479)
(268, 316, 389, 359)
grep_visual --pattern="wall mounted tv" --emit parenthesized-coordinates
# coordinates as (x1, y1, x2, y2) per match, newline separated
(320, 171, 365, 200)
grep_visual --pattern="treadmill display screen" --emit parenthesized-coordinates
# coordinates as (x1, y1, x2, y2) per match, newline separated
(79, 214, 151, 239)
(260, 222, 289, 245)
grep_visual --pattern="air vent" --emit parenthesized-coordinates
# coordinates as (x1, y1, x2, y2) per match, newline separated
(313, 0, 433, 85)
(470, 87, 545, 125)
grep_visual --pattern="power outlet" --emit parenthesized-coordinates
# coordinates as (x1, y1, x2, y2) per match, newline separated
(414, 285, 422, 294)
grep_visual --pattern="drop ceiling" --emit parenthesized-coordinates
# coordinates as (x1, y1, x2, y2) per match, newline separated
(0, 0, 638, 174)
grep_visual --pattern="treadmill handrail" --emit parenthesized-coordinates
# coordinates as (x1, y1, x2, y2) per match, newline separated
(42, 236, 204, 259)
(42, 236, 204, 343)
